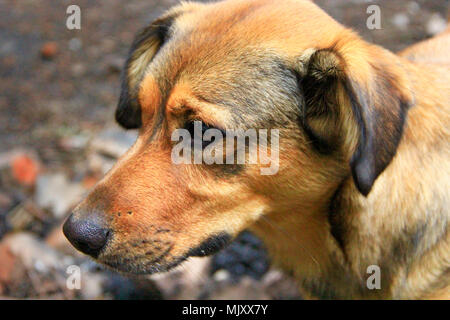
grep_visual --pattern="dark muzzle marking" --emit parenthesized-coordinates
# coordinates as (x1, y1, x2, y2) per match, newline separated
(187, 232, 232, 257)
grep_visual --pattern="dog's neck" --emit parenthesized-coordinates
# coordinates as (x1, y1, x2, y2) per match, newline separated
(251, 57, 450, 299)
(249, 193, 361, 299)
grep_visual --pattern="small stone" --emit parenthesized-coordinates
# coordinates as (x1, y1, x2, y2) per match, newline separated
(90, 127, 138, 159)
(407, 2, 420, 15)
(59, 134, 89, 151)
(70, 63, 87, 77)
(426, 14, 447, 36)
(392, 13, 410, 31)
(40, 42, 58, 60)
(11, 154, 39, 186)
(35, 173, 85, 218)
(2, 233, 65, 272)
(213, 269, 230, 282)
(68, 38, 82, 51)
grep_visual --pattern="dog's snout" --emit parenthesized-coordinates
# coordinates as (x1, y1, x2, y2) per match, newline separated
(63, 213, 110, 258)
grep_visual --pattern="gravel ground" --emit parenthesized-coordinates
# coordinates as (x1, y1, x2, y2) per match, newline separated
(0, 0, 448, 299)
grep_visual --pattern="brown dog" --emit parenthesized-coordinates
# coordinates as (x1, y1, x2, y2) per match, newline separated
(63, 0, 450, 299)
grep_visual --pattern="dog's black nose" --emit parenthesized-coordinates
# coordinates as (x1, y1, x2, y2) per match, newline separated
(63, 213, 110, 257)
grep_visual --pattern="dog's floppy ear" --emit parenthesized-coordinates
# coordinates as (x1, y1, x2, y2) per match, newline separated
(298, 46, 413, 196)
(116, 14, 177, 129)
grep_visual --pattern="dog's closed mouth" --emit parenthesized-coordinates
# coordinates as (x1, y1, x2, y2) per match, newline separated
(97, 233, 232, 275)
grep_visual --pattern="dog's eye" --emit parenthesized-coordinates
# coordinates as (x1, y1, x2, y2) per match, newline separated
(185, 120, 210, 135)
(185, 120, 223, 148)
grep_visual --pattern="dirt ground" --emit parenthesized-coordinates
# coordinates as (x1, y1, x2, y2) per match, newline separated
(0, 0, 448, 299)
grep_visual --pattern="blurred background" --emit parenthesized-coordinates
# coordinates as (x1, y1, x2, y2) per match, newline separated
(0, 0, 448, 299)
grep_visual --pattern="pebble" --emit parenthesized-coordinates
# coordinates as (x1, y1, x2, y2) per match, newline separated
(68, 38, 82, 51)
(426, 13, 447, 36)
(2, 233, 66, 272)
(392, 13, 410, 30)
(35, 173, 85, 219)
(40, 42, 58, 60)
(90, 127, 138, 159)
(11, 154, 40, 186)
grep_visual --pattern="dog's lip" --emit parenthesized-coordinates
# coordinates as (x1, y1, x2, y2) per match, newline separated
(186, 232, 232, 257)
(97, 243, 186, 275)
(96, 233, 231, 274)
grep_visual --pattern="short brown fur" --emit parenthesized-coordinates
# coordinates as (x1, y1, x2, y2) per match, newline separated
(68, 0, 450, 299)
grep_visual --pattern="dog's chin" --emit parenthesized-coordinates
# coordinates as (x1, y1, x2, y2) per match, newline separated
(99, 255, 188, 275)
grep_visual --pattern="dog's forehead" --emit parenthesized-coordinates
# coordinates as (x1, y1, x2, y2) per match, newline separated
(170, 0, 342, 49)
(149, 0, 342, 78)
(138, 0, 342, 125)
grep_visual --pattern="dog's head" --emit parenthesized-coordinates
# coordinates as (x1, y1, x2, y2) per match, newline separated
(63, 0, 413, 274)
